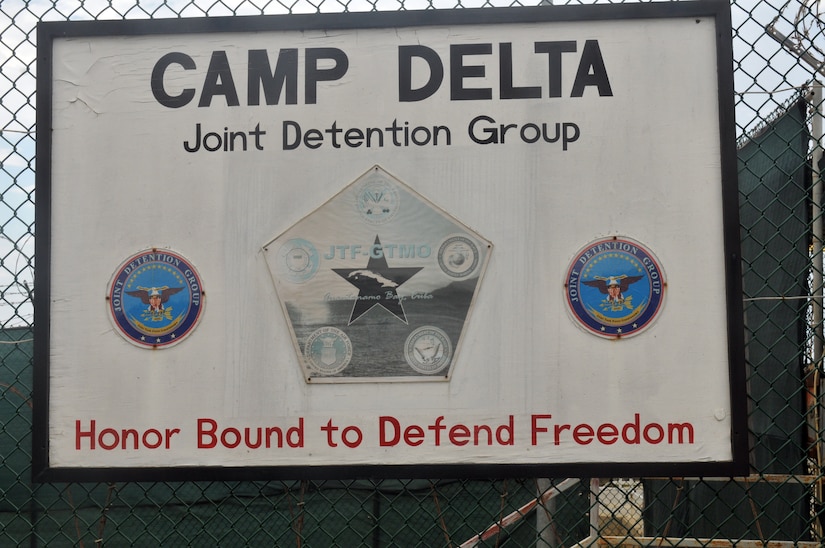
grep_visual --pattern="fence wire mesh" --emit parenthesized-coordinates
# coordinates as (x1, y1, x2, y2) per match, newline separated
(2, 0, 824, 545)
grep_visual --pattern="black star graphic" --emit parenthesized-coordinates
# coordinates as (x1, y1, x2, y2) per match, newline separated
(332, 236, 422, 324)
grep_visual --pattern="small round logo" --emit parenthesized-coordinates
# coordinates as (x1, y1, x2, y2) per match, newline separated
(404, 326, 453, 375)
(564, 237, 665, 339)
(356, 176, 399, 225)
(305, 327, 353, 375)
(438, 235, 480, 278)
(277, 239, 319, 283)
(107, 249, 204, 348)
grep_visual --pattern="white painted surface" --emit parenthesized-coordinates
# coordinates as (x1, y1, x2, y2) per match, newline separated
(44, 13, 736, 469)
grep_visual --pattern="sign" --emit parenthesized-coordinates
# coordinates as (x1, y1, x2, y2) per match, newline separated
(34, 2, 746, 481)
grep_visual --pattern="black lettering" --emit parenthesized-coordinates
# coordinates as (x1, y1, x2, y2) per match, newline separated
(198, 51, 240, 107)
(151, 52, 196, 108)
(183, 123, 202, 152)
(305, 48, 349, 104)
(499, 43, 540, 99)
(248, 49, 298, 105)
(398, 45, 444, 102)
(450, 43, 492, 101)
(283, 120, 300, 150)
(534, 41, 577, 98)
(468, 115, 497, 144)
(571, 40, 613, 97)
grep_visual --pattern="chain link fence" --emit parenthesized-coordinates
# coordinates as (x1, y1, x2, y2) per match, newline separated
(2, 0, 824, 545)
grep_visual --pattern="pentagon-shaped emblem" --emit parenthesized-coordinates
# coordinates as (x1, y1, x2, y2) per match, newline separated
(564, 237, 666, 339)
(264, 166, 491, 382)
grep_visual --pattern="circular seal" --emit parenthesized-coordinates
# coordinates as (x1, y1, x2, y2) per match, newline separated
(107, 249, 204, 348)
(404, 326, 453, 375)
(304, 327, 353, 375)
(564, 237, 665, 339)
(356, 176, 399, 225)
(438, 235, 480, 278)
(277, 238, 320, 283)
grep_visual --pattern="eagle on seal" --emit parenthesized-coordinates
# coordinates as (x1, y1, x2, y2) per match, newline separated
(126, 286, 184, 305)
(583, 275, 642, 302)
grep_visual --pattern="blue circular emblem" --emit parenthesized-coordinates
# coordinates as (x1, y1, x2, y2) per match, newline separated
(107, 249, 205, 348)
(565, 237, 665, 339)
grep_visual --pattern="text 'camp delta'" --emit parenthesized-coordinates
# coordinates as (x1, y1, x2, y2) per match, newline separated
(150, 41, 613, 108)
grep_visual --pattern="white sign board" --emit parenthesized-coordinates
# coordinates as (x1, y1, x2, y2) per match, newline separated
(34, 2, 746, 481)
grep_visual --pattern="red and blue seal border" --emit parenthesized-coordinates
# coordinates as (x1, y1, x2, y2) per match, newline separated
(107, 249, 205, 348)
(565, 237, 666, 339)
